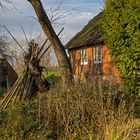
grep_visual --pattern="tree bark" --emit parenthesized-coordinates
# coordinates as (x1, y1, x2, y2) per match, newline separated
(27, 0, 73, 85)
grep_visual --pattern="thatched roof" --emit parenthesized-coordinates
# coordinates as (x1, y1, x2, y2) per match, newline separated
(65, 12, 104, 49)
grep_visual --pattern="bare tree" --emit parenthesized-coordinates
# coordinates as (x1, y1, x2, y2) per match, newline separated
(0, 33, 9, 57)
(0, 0, 74, 86)
(0, 33, 20, 71)
(0, 0, 14, 9)
(47, 1, 72, 24)
(27, 0, 74, 86)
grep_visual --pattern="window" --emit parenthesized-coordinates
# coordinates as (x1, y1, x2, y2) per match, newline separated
(94, 45, 102, 63)
(81, 49, 88, 65)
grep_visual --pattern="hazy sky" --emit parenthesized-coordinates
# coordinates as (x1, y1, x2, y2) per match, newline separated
(0, 0, 103, 44)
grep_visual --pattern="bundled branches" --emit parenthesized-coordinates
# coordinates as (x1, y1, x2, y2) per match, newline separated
(0, 26, 64, 109)
(0, 40, 50, 109)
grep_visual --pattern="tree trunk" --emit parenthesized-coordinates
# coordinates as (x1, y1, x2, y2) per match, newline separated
(27, 0, 73, 85)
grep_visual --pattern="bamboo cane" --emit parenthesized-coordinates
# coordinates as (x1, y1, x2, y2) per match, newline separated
(11, 73, 28, 105)
(0, 76, 22, 108)
(27, 77, 34, 99)
(2, 77, 23, 109)
(3, 25, 27, 54)
(22, 75, 32, 100)
(37, 27, 64, 59)
(36, 39, 49, 58)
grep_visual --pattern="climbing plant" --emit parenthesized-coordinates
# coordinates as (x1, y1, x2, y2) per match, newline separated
(103, 0, 140, 96)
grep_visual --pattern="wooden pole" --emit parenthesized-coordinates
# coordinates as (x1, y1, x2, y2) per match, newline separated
(3, 25, 27, 54)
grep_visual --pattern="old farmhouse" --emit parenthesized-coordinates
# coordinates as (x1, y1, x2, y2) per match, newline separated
(66, 12, 120, 83)
(0, 57, 18, 93)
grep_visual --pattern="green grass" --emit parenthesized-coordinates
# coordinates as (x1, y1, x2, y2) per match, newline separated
(42, 70, 61, 78)
(42, 70, 61, 85)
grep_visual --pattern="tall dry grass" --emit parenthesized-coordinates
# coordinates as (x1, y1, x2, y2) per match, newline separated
(0, 82, 139, 140)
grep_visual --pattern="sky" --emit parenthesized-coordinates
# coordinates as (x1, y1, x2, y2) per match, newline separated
(0, 0, 103, 65)
(0, 0, 103, 43)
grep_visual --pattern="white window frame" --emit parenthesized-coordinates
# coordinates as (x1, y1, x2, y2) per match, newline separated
(94, 45, 102, 64)
(80, 49, 88, 65)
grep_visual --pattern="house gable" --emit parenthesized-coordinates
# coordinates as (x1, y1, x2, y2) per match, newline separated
(0, 58, 18, 92)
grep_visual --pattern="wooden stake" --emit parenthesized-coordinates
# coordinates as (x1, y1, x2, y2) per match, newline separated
(3, 25, 27, 54)
(38, 27, 64, 60)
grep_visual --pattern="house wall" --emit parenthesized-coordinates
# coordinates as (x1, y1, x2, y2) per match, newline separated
(6, 60, 18, 87)
(102, 45, 120, 82)
(69, 44, 120, 83)
(0, 59, 18, 91)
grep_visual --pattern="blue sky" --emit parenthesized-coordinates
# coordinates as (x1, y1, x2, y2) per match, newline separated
(0, 0, 103, 65)
(0, 0, 103, 44)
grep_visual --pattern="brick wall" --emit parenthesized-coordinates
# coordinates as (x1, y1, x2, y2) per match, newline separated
(69, 44, 120, 83)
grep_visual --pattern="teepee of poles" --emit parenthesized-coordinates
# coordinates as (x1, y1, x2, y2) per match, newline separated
(0, 26, 64, 109)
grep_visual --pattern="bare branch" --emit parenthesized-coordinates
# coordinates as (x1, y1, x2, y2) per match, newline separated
(46, 1, 75, 24)
(25, 16, 39, 22)
(3, 25, 27, 54)
(0, 0, 14, 10)
(0, 34, 8, 57)
(21, 26, 29, 44)
(39, 44, 51, 60)
(38, 27, 64, 60)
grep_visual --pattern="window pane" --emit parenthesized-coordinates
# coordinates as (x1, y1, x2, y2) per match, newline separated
(81, 49, 88, 65)
(94, 46, 102, 63)
(98, 46, 101, 61)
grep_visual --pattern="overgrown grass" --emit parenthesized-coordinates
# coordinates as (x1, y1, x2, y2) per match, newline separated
(0, 83, 139, 140)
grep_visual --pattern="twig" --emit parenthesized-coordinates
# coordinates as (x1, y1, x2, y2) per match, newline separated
(21, 26, 29, 44)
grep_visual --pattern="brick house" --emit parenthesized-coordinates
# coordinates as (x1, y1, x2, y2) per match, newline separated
(65, 12, 120, 83)
(0, 57, 18, 92)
